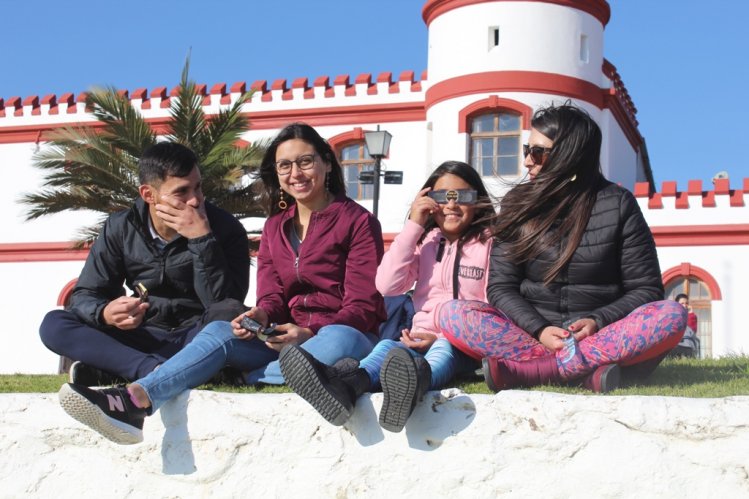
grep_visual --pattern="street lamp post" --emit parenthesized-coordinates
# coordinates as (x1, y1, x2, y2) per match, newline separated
(363, 126, 392, 219)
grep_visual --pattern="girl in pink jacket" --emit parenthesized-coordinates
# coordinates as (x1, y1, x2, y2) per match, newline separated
(281, 161, 495, 432)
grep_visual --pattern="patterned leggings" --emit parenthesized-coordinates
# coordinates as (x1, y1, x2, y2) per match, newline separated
(438, 300, 687, 380)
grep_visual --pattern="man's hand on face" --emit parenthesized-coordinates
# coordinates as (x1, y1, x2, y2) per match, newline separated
(155, 196, 211, 240)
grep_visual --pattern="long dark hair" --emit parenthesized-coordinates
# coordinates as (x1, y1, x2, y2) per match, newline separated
(257, 123, 346, 216)
(492, 103, 604, 284)
(416, 161, 495, 244)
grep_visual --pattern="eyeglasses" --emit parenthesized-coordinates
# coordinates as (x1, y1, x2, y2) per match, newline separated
(428, 189, 478, 205)
(523, 144, 552, 164)
(275, 154, 317, 175)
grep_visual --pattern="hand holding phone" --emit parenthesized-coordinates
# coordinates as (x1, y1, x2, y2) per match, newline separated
(239, 316, 282, 341)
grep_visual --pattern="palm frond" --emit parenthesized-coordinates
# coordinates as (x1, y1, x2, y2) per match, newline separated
(20, 187, 131, 220)
(165, 63, 206, 151)
(213, 180, 268, 219)
(70, 218, 109, 249)
(86, 87, 156, 155)
(200, 91, 255, 168)
(201, 140, 265, 195)
(21, 56, 267, 242)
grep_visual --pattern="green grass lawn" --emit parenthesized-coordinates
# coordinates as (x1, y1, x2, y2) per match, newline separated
(2, 356, 748, 397)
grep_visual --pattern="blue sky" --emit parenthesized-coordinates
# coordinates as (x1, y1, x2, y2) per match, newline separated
(1, 0, 746, 188)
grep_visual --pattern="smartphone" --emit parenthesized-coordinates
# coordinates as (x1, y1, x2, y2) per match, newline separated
(135, 282, 148, 303)
(239, 316, 282, 341)
(560, 318, 578, 364)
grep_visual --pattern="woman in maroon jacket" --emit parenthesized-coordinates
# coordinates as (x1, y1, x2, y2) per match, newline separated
(58, 123, 386, 445)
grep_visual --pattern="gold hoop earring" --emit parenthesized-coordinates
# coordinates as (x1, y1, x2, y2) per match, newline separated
(278, 191, 288, 210)
(570, 174, 577, 182)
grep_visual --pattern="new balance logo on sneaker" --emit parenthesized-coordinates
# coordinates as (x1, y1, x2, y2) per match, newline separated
(59, 383, 147, 445)
(107, 393, 125, 412)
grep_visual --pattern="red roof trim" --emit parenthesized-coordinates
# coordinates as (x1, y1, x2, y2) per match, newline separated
(422, 0, 610, 27)
(652, 224, 749, 249)
(636, 179, 749, 209)
(0, 101, 425, 144)
(0, 242, 89, 263)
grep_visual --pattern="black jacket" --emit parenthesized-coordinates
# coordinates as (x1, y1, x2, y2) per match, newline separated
(69, 198, 250, 331)
(487, 181, 664, 336)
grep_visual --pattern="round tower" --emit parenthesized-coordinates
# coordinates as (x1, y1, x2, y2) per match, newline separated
(420, 0, 642, 189)
(423, 0, 609, 87)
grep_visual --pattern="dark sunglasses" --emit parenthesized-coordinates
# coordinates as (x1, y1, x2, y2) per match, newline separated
(428, 189, 478, 205)
(523, 144, 552, 164)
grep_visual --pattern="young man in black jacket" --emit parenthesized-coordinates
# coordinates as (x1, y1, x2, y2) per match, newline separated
(39, 142, 250, 384)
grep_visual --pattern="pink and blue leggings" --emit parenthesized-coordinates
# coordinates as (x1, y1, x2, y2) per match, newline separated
(438, 300, 687, 380)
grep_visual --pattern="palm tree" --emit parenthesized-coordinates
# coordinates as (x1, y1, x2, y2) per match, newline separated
(20, 60, 265, 247)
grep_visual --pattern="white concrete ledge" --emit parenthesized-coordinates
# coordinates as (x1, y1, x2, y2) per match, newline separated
(2, 390, 748, 498)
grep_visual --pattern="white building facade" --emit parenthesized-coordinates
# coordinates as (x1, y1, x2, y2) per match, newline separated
(0, 0, 746, 373)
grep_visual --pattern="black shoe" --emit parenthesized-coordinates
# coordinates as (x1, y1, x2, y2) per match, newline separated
(279, 345, 370, 426)
(58, 383, 147, 445)
(69, 361, 128, 387)
(379, 348, 432, 433)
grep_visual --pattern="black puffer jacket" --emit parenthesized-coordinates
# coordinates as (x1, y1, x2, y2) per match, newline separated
(487, 181, 664, 336)
(69, 198, 250, 331)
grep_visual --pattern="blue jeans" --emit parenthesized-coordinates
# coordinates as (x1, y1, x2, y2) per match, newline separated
(137, 321, 377, 411)
(360, 338, 479, 390)
(245, 324, 376, 385)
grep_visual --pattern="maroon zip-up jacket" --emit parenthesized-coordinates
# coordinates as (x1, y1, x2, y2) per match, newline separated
(256, 194, 386, 335)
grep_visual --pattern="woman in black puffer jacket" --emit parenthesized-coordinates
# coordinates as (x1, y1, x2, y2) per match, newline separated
(438, 103, 686, 393)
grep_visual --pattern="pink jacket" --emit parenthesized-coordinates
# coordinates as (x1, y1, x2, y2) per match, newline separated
(375, 220, 491, 336)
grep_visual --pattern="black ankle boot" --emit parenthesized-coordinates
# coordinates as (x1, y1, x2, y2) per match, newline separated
(379, 348, 432, 433)
(279, 345, 371, 426)
(330, 358, 371, 398)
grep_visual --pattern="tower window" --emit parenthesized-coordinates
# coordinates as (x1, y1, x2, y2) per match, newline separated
(579, 34, 589, 63)
(489, 26, 500, 49)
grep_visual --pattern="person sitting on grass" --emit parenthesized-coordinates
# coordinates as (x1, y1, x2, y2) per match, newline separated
(280, 161, 494, 432)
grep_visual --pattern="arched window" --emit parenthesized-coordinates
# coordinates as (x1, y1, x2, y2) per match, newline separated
(665, 276, 713, 358)
(328, 128, 376, 201)
(469, 111, 522, 177)
(459, 97, 531, 178)
(339, 142, 374, 200)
